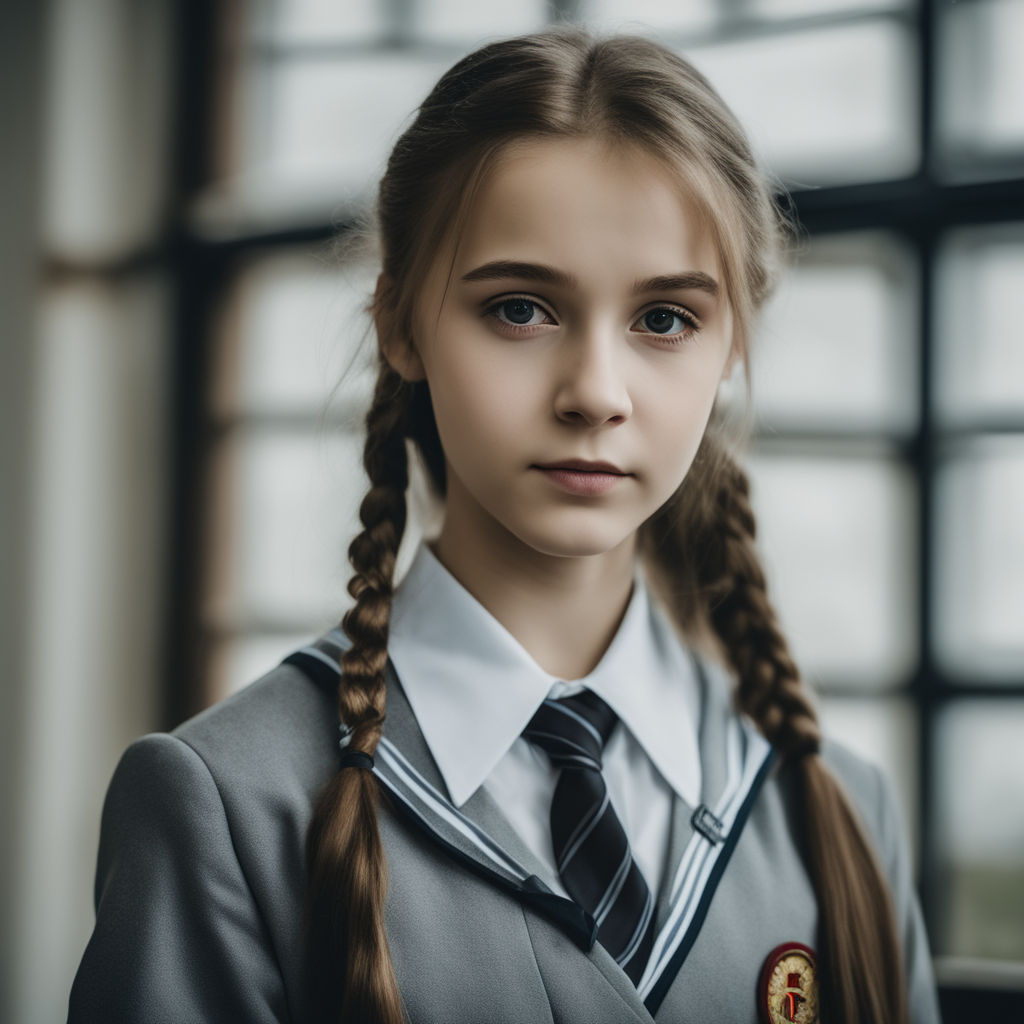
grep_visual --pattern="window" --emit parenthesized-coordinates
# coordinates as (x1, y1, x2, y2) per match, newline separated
(172, 0, 1024, 1001)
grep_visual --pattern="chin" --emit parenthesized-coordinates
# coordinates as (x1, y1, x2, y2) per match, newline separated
(509, 517, 637, 561)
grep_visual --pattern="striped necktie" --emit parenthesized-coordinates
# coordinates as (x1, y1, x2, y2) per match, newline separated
(523, 690, 656, 986)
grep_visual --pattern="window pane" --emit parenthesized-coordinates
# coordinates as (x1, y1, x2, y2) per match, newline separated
(747, 454, 917, 687)
(43, 0, 175, 261)
(28, 273, 171, 1024)
(583, 0, 718, 34)
(935, 701, 1024, 960)
(411, 0, 551, 45)
(36, 274, 170, 729)
(935, 437, 1024, 680)
(259, 0, 387, 44)
(209, 249, 376, 420)
(938, 0, 1024, 163)
(935, 226, 1024, 424)
(819, 695, 918, 866)
(204, 428, 364, 628)
(753, 232, 917, 432)
(749, 0, 908, 18)
(687, 19, 917, 184)
(244, 53, 451, 201)
(208, 630, 318, 703)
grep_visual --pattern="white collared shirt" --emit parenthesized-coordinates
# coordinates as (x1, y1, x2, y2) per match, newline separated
(387, 542, 702, 899)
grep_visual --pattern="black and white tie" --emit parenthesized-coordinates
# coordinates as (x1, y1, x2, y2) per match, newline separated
(523, 690, 656, 986)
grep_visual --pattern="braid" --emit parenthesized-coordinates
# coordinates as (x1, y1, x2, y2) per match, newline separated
(699, 449, 821, 758)
(339, 362, 410, 727)
(645, 432, 907, 1024)
(304, 359, 411, 1024)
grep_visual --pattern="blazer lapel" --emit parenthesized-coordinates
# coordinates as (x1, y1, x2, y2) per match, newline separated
(378, 651, 658, 1022)
(461, 783, 656, 1022)
(459, 783, 559, 889)
(379, 658, 556, 895)
(653, 654, 727, 932)
(637, 655, 777, 1015)
(284, 629, 659, 1020)
(285, 630, 599, 946)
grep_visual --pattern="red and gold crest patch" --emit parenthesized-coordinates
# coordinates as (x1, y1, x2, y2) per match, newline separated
(758, 942, 818, 1024)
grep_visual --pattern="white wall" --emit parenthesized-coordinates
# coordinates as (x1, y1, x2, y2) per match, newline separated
(2, 2, 176, 1021)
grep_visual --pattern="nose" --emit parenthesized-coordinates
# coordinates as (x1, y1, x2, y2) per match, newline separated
(553, 325, 633, 427)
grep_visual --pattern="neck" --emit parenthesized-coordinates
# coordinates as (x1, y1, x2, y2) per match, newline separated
(430, 503, 637, 682)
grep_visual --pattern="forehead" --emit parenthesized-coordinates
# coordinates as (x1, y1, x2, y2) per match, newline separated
(450, 135, 720, 286)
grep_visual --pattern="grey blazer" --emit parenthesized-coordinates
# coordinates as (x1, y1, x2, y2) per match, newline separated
(69, 629, 941, 1023)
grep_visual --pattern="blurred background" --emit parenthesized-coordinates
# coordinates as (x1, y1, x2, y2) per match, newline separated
(1, 0, 1022, 1021)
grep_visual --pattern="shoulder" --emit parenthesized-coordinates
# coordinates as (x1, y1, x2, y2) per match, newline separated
(818, 740, 940, 1022)
(813, 735, 921, 937)
(819, 736, 888, 815)
(691, 650, 907, 879)
(691, 651, 899, 847)
(169, 657, 338, 793)
(87, 659, 338, 977)
(818, 736, 903, 872)
(98, 658, 340, 879)
(72, 662, 327, 1023)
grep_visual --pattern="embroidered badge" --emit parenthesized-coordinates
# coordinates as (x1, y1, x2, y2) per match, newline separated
(758, 942, 818, 1024)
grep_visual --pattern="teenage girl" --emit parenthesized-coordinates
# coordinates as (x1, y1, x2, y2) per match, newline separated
(69, 27, 941, 1024)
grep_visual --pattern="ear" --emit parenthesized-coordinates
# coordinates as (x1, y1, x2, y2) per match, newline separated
(374, 272, 426, 382)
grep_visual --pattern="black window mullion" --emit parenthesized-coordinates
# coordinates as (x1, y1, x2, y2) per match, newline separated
(164, 0, 231, 729)
(914, 226, 940, 941)
(915, 0, 939, 944)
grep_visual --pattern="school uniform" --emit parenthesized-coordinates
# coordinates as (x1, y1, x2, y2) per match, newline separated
(68, 541, 941, 1023)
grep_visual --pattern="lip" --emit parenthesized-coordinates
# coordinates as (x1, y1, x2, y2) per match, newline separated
(534, 458, 628, 475)
(532, 459, 630, 497)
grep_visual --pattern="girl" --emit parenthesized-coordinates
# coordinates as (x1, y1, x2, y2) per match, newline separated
(69, 27, 940, 1024)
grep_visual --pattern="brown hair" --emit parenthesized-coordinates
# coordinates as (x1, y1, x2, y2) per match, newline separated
(305, 26, 907, 1024)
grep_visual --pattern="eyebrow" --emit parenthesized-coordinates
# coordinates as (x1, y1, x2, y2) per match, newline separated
(460, 259, 719, 298)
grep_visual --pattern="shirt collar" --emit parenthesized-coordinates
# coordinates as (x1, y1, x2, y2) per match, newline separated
(387, 541, 701, 808)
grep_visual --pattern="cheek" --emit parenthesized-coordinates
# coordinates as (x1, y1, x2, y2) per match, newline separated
(645, 364, 723, 471)
(427, 348, 528, 454)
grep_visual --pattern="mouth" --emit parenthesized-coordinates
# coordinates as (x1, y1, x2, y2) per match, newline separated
(533, 459, 629, 475)
(531, 460, 630, 497)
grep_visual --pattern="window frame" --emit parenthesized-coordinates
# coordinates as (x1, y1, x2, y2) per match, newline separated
(165, 0, 1024, 1010)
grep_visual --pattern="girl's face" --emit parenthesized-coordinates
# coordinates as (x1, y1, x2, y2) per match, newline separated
(386, 135, 735, 562)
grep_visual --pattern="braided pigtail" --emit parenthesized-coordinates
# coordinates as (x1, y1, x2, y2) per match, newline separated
(648, 435, 907, 1024)
(304, 360, 412, 1024)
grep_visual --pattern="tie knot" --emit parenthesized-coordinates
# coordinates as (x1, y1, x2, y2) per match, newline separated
(522, 689, 617, 770)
